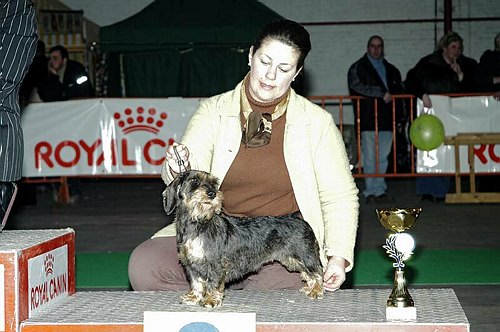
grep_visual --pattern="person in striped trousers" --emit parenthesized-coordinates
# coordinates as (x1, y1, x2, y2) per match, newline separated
(1, 0, 37, 231)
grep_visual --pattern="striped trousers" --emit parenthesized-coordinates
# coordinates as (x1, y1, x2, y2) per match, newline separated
(0, 0, 37, 181)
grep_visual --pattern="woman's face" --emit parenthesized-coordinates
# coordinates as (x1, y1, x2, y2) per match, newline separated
(248, 38, 301, 102)
(442, 41, 462, 62)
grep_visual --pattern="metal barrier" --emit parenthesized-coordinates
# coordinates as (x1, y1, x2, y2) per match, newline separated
(308, 92, 498, 180)
(309, 94, 419, 178)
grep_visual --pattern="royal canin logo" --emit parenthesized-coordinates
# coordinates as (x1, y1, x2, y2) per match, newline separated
(114, 107, 168, 135)
(44, 253, 54, 276)
(34, 105, 175, 169)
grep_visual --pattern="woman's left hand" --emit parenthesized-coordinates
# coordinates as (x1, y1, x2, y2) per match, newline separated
(323, 255, 346, 292)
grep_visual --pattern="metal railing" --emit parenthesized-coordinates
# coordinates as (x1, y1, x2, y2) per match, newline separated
(309, 94, 419, 178)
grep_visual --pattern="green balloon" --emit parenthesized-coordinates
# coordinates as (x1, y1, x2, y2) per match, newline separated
(409, 114, 445, 151)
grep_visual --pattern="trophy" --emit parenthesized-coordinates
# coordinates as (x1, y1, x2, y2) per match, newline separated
(376, 207, 422, 320)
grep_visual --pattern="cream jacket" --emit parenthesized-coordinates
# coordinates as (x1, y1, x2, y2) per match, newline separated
(155, 81, 359, 271)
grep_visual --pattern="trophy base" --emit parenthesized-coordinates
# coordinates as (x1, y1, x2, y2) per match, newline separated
(386, 306, 417, 321)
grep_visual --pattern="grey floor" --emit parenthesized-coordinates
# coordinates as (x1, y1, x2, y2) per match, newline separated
(6, 177, 500, 331)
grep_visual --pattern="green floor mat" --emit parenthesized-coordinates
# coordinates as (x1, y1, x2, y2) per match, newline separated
(75, 249, 500, 289)
(76, 252, 131, 289)
(350, 248, 500, 286)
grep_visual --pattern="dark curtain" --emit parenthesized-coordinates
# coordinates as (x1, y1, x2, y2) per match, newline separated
(105, 53, 122, 97)
(123, 49, 182, 97)
(179, 47, 248, 97)
(107, 47, 249, 97)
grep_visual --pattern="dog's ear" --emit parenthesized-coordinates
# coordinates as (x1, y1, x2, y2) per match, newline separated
(162, 176, 182, 215)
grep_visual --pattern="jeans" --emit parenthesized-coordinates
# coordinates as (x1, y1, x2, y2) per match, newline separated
(361, 131, 393, 197)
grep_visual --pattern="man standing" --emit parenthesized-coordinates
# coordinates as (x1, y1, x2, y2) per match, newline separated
(38, 45, 94, 102)
(1, 0, 37, 230)
(348, 35, 405, 203)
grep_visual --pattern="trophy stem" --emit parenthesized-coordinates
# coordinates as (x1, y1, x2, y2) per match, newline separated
(387, 269, 414, 308)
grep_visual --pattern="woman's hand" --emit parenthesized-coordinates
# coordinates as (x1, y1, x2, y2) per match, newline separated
(383, 92, 392, 104)
(165, 142, 190, 174)
(422, 93, 433, 108)
(47, 61, 58, 75)
(323, 255, 347, 292)
(450, 61, 464, 82)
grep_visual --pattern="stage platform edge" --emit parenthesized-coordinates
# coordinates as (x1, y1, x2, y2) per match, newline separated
(1, 229, 76, 332)
(20, 288, 469, 331)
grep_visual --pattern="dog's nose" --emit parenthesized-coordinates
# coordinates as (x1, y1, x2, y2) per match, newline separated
(207, 190, 216, 199)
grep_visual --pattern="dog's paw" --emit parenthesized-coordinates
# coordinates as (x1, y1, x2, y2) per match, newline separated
(300, 272, 324, 299)
(200, 298, 222, 308)
(200, 290, 224, 308)
(300, 282, 324, 299)
(180, 291, 201, 306)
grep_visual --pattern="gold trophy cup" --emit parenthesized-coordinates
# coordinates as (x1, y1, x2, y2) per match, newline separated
(376, 207, 422, 320)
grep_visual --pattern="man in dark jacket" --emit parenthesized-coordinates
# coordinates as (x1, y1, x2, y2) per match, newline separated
(348, 35, 405, 203)
(38, 45, 94, 102)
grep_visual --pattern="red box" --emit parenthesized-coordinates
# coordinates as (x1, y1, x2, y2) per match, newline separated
(1, 229, 75, 332)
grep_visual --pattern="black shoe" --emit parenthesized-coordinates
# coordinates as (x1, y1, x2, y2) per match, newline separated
(375, 193, 394, 203)
(1, 182, 18, 232)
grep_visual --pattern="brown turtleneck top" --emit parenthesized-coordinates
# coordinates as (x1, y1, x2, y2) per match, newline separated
(219, 82, 299, 217)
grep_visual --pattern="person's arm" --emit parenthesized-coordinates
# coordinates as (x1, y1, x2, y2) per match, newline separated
(66, 62, 94, 99)
(323, 255, 347, 292)
(37, 73, 65, 102)
(457, 57, 478, 92)
(161, 98, 218, 184)
(312, 112, 359, 278)
(404, 66, 433, 107)
(474, 52, 498, 92)
(348, 61, 386, 98)
(164, 142, 191, 177)
(404, 67, 426, 99)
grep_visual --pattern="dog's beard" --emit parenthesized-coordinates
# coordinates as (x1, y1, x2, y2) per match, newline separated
(183, 189, 223, 221)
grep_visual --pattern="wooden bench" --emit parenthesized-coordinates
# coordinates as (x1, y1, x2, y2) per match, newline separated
(444, 133, 500, 203)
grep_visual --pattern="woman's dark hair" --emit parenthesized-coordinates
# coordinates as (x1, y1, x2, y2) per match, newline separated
(252, 19, 311, 70)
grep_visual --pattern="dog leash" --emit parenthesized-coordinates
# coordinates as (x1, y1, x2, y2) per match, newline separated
(173, 145, 185, 174)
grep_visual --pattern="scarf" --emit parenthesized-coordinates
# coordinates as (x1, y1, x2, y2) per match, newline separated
(367, 54, 388, 89)
(240, 75, 290, 148)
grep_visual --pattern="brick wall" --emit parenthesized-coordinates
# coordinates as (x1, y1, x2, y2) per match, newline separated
(260, 0, 499, 96)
